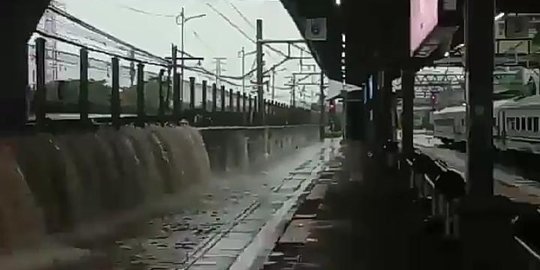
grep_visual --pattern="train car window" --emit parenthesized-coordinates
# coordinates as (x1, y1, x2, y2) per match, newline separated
(507, 117, 514, 130)
(535, 117, 539, 132)
(522, 118, 527, 131)
(528, 117, 533, 131)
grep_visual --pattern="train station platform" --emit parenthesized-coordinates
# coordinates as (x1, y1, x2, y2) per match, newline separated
(250, 137, 540, 270)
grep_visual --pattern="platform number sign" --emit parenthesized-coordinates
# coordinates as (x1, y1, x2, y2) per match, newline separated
(505, 16, 530, 39)
(306, 18, 327, 41)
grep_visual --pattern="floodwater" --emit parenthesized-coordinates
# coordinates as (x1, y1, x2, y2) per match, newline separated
(96, 142, 329, 270)
(0, 125, 210, 269)
(0, 125, 329, 270)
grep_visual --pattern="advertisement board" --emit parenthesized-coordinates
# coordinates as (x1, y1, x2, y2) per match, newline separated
(410, 0, 439, 56)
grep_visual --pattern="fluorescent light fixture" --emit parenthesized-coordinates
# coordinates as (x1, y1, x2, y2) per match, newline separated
(494, 12, 505, 21)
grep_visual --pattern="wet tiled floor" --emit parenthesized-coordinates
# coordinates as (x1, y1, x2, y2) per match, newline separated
(99, 140, 338, 270)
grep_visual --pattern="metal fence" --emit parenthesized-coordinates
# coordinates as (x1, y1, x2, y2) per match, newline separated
(403, 150, 540, 269)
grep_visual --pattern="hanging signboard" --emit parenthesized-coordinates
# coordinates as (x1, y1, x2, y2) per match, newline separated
(410, 0, 439, 56)
(305, 18, 327, 41)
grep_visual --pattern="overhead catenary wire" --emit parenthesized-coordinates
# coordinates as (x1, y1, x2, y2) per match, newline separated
(227, 1, 256, 30)
(44, 2, 301, 92)
(35, 29, 170, 68)
(192, 31, 216, 54)
(47, 5, 169, 65)
(117, 4, 177, 18)
(46, 5, 246, 84)
(205, 3, 288, 59)
(224, 1, 310, 54)
(35, 30, 245, 87)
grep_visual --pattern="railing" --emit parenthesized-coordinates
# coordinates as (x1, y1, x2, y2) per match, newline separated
(405, 150, 466, 238)
(29, 36, 320, 130)
(404, 149, 540, 269)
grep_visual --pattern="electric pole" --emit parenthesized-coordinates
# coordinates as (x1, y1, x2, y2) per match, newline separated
(176, 7, 206, 104)
(213, 57, 227, 88)
(285, 76, 296, 107)
(256, 19, 264, 125)
(319, 69, 325, 141)
(271, 68, 276, 100)
(180, 7, 185, 100)
(239, 47, 246, 95)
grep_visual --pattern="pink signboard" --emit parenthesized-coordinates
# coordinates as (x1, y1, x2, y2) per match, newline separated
(410, 0, 439, 55)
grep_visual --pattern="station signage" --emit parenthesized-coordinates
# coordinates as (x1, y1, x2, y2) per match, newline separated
(410, 0, 439, 56)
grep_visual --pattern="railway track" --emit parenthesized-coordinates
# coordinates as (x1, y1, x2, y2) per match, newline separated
(415, 140, 540, 206)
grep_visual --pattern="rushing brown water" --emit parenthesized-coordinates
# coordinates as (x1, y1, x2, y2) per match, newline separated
(0, 125, 210, 254)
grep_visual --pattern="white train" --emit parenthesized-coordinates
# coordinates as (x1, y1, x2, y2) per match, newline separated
(433, 95, 540, 154)
(495, 95, 540, 153)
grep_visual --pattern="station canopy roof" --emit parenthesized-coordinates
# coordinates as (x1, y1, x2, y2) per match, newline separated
(279, 0, 540, 87)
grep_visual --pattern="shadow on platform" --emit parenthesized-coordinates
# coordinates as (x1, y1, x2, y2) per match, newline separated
(263, 143, 463, 270)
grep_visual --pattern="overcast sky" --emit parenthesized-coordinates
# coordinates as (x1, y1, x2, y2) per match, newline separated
(58, 0, 323, 103)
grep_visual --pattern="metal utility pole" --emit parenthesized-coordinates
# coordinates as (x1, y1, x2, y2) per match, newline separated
(319, 70, 325, 141)
(256, 19, 265, 125)
(239, 47, 246, 95)
(272, 68, 276, 100)
(291, 77, 296, 107)
(213, 57, 227, 88)
(284, 75, 297, 107)
(180, 7, 185, 99)
(176, 7, 206, 103)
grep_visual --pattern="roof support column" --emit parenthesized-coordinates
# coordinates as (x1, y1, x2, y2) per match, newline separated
(460, 0, 516, 269)
(464, 3, 494, 198)
(343, 90, 364, 182)
(0, 33, 30, 130)
(362, 73, 382, 183)
(379, 71, 394, 144)
(401, 68, 415, 159)
(0, 1, 51, 130)
(379, 70, 399, 169)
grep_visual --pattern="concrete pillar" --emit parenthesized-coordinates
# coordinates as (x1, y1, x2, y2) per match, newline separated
(401, 68, 415, 158)
(363, 74, 382, 182)
(35, 38, 47, 128)
(464, 0, 493, 195)
(220, 85, 226, 112)
(344, 90, 364, 182)
(79, 48, 89, 122)
(212, 83, 217, 112)
(136, 63, 145, 127)
(111, 57, 121, 128)
(380, 71, 394, 143)
(173, 73, 181, 118)
(189, 77, 196, 110)
(202, 80, 208, 111)
(460, 1, 516, 269)
(1, 1, 51, 130)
